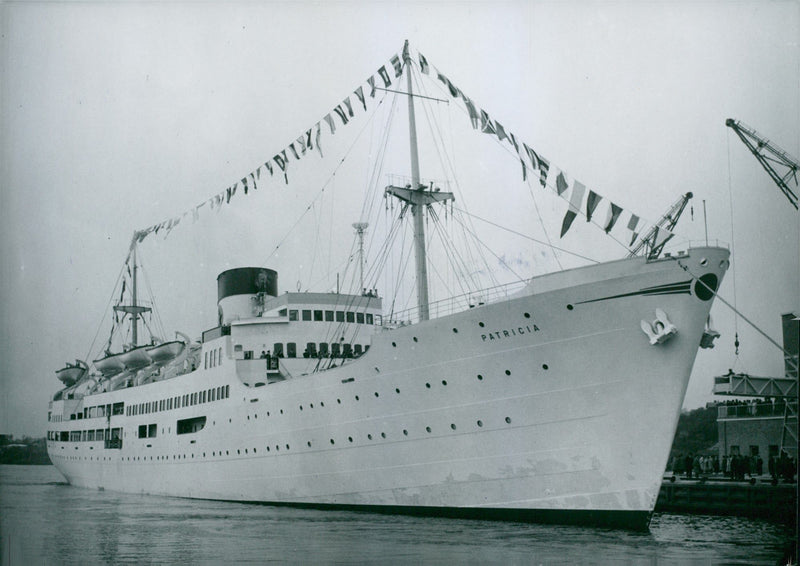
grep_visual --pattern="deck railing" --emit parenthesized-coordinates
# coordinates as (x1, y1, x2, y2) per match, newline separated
(717, 401, 797, 419)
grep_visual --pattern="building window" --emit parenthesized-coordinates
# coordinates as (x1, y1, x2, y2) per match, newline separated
(302, 310, 312, 321)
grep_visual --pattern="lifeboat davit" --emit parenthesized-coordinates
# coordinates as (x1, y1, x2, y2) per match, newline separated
(55, 360, 88, 386)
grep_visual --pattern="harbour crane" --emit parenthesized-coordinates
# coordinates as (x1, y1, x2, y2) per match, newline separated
(628, 191, 693, 259)
(726, 118, 799, 210)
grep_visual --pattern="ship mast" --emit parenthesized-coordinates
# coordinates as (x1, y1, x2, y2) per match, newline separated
(114, 235, 151, 349)
(385, 41, 454, 322)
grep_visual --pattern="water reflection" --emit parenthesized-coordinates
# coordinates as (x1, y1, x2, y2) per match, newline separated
(1, 466, 794, 565)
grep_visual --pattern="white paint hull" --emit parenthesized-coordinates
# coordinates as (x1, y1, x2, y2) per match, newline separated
(49, 247, 728, 529)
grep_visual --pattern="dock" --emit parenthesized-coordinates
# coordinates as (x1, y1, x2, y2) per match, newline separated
(656, 476, 796, 523)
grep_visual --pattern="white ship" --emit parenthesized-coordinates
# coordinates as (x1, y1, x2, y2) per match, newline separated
(47, 42, 729, 530)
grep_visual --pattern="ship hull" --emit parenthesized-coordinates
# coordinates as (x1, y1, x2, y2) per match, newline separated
(48, 247, 728, 530)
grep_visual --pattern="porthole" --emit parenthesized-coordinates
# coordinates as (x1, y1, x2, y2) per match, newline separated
(395, 388, 400, 394)
(477, 374, 483, 381)
(542, 364, 549, 370)
(392, 342, 397, 347)
(299, 405, 303, 411)
(244, 449, 248, 454)
(253, 448, 257, 453)
(367, 434, 373, 440)
(381, 432, 386, 439)
(286, 444, 290, 450)
(442, 380, 447, 386)
(505, 370, 511, 376)
(320, 401, 325, 407)
(337, 399, 341, 404)
(505, 417, 512, 424)
(307, 441, 312, 447)
(478, 321, 485, 327)
(524, 312, 530, 318)
(452, 328, 458, 333)
(425, 383, 431, 388)
(699, 257, 708, 266)
(413, 337, 418, 342)
(425, 426, 432, 433)
(348, 436, 353, 443)
(280, 409, 284, 414)
(275, 446, 279, 451)
(355, 395, 360, 401)
(567, 304, 574, 311)
(330, 439, 335, 445)
(374, 392, 379, 397)
(403, 429, 408, 436)
(266, 446, 270, 452)
(310, 403, 314, 408)
(477, 420, 483, 427)
(237, 449, 240, 454)
(450, 423, 456, 430)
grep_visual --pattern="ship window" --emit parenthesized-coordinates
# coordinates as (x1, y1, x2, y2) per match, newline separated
(113, 402, 124, 415)
(325, 310, 334, 321)
(346, 312, 355, 323)
(278, 308, 287, 317)
(336, 311, 345, 322)
(342, 344, 353, 358)
(234, 344, 243, 352)
(331, 343, 341, 357)
(305, 342, 317, 357)
(314, 310, 323, 321)
(225, 385, 229, 398)
(204, 352, 208, 369)
(177, 416, 207, 435)
(354, 344, 363, 356)
(201, 391, 206, 404)
(149, 424, 157, 437)
(81, 430, 87, 442)
(211, 389, 215, 402)
(138, 425, 147, 438)
(218, 347, 222, 364)
(319, 342, 329, 357)
(273, 343, 284, 358)
(302, 310, 312, 321)
(289, 310, 298, 321)
(287, 342, 297, 358)
(357, 312, 365, 324)
(366, 313, 373, 325)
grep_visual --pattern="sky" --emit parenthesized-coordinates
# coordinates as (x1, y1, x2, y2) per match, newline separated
(1, 1, 798, 437)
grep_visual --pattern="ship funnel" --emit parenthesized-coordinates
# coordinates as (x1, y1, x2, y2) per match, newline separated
(217, 267, 278, 325)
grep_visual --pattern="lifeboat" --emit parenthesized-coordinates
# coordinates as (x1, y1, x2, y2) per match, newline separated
(119, 344, 153, 369)
(55, 360, 88, 386)
(146, 340, 186, 366)
(93, 352, 126, 376)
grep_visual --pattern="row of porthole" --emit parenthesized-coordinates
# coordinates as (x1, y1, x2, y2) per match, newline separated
(242, 369, 540, 421)
(56, 415, 516, 463)
(388, 308, 574, 346)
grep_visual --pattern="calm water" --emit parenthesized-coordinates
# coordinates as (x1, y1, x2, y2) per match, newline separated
(0, 465, 794, 565)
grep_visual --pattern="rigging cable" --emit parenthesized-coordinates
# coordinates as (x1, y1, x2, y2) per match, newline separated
(726, 130, 741, 358)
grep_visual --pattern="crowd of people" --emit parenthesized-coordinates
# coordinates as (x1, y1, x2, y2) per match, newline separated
(669, 451, 796, 483)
